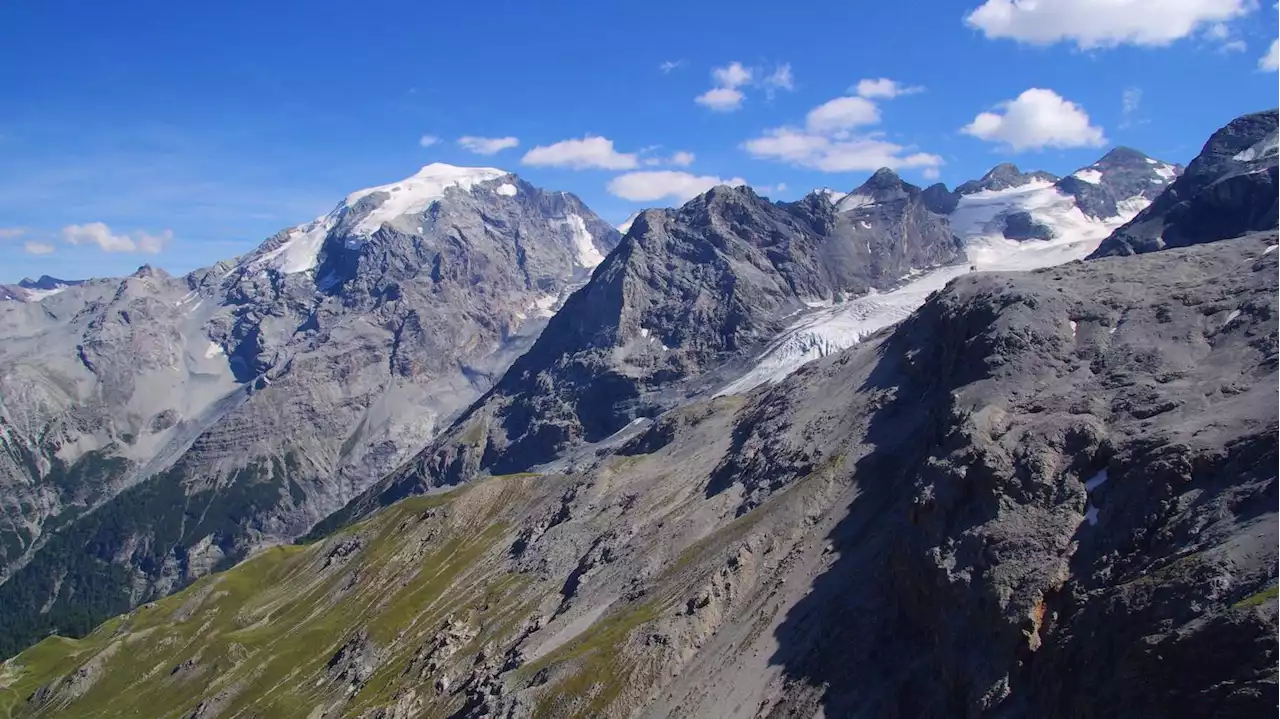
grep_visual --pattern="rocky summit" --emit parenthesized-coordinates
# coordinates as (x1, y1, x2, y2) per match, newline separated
(0, 111, 1275, 719)
(0, 164, 619, 658)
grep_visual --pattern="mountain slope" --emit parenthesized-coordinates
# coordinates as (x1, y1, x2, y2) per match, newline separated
(321, 179, 965, 524)
(1, 231, 1273, 719)
(1090, 109, 1278, 257)
(0, 164, 619, 659)
(718, 144, 1183, 395)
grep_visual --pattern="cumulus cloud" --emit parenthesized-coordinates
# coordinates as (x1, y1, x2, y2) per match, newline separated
(62, 222, 171, 254)
(418, 134, 440, 148)
(1262, 38, 1280, 70)
(854, 78, 924, 99)
(712, 61, 753, 88)
(660, 59, 685, 73)
(964, 0, 1251, 48)
(457, 136, 520, 155)
(695, 61, 754, 112)
(521, 136, 638, 170)
(669, 151, 696, 167)
(607, 171, 748, 202)
(696, 87, 746, 112)
(745, 128, 942, 172)
(763, 63, 795, 98)
(23, 241, 54, 255)
(744, 89, 941, 173)
(806, 97, 881, 133)
(961, 88, 1106, 151)
(0, 227, 26, 239)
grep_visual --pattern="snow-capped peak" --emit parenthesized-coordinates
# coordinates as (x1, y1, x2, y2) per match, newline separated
(245, 164, 512, 275)
(345, 163, 509, 236)
(617, 212, 641, 235)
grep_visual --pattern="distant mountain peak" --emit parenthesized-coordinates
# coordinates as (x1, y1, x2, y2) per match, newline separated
(956, 163, 1057, 195)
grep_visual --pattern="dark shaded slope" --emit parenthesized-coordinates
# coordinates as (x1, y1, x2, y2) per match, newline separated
(1090, 110, 1278, 258)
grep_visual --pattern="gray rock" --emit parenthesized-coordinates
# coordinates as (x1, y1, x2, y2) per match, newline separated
(1090, 110, 1278, 257)
(955, 163, 1058, 195)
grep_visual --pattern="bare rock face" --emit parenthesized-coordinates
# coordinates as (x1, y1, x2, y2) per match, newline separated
(1090, 110, 1278, 257)
(327, 180, 965, 522)
(0, 165, 619, 659)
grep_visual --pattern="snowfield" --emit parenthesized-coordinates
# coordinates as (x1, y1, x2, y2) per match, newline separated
(720, 179, 1152, 394)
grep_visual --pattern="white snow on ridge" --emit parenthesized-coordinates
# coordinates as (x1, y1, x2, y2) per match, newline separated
(1072, 169, 1103, 184)
(836, 193, 876, 212)
(346, 163, 508, 237)
(204, 341, 225, 359)
(20, 286, 68, 302)
(254, 215, 336, 274)
(496, 183, 518, 197)
(1233, 130, 1279, 163)
(617, 212, 641, 235)
(720, 180, 1153, 395)
(1151, 163, 1179, 182)
(565, 214, 605, 268)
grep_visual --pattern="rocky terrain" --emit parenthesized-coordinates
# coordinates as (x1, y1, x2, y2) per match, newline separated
(0, 110, 1273, 718)
(0, 165, 619, 657)
(321, 171, 967, 523)
(1092, 110, 1278, 257)
(0, 230, 1273, 718)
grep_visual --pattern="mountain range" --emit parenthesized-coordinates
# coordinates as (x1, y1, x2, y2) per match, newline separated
(0, 110, 1275, 718)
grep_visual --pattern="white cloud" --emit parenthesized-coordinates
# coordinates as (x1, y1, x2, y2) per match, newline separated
(23, 241, 54, 255)
(696, 87, 746, 112)
(922, 167, 941, 181)
(660, 59, 685, 73)
(418, 134, 440, 148)
(607, 171, 748, 202)
(669, 151, 696, 167)
(763, 63, 795, 97)
(854, 78, 924, 99)
(745, 90, 941, 173)
(745, 128, 942, 172)
(1221, 39, 1248, 52)
(457, 136, 520, 155)
(961, 88, 1106, 151)
(696, 61, 755, 112)
(964, 0, 1252, 48)
(806, 96, 881, 133)
(0, 227, 25, 239)
(712, 61, 753, 88)
(1262, 38, 1280, 70)
(62, 222, 171, 254)
(522, 136, 638, 170)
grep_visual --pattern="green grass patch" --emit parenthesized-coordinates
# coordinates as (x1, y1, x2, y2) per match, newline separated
(1234, 584, 1278, 609)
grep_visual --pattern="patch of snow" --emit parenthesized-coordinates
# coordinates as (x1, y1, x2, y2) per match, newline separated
(1072, 169, 1103, 184)
(495, 183, 518, 197)
(1151, 163, 1179, 182)
(1084, 504, 1099, 526)
(819, 188, 847, 204)
(836, 193, 875, 212)
(1069, 320, 1078, 338)
(204, 342, 224, 359)
(1221, 309, 1242, 329)
(860, 221, 872, 230)
(1233, 130, 1279, 163)
(639, 327, 650, 338)
(1085, 469, 1109, 492)
(255, 217, 335, 274)
(21, 286, 67, 302)
(1145, 157, 1158, 165)
(346, 163, 508, 236)
(617, 212, 641, 235)
(1109, 325, 1118, 335)
(527, 294, 559, 319)
(719, 265, 970, 395)
(564, 214, 605, 268)
(1263, 244, 1278, 255)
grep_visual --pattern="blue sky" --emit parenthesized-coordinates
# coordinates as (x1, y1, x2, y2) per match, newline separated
(1, 0, 1277, 282)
